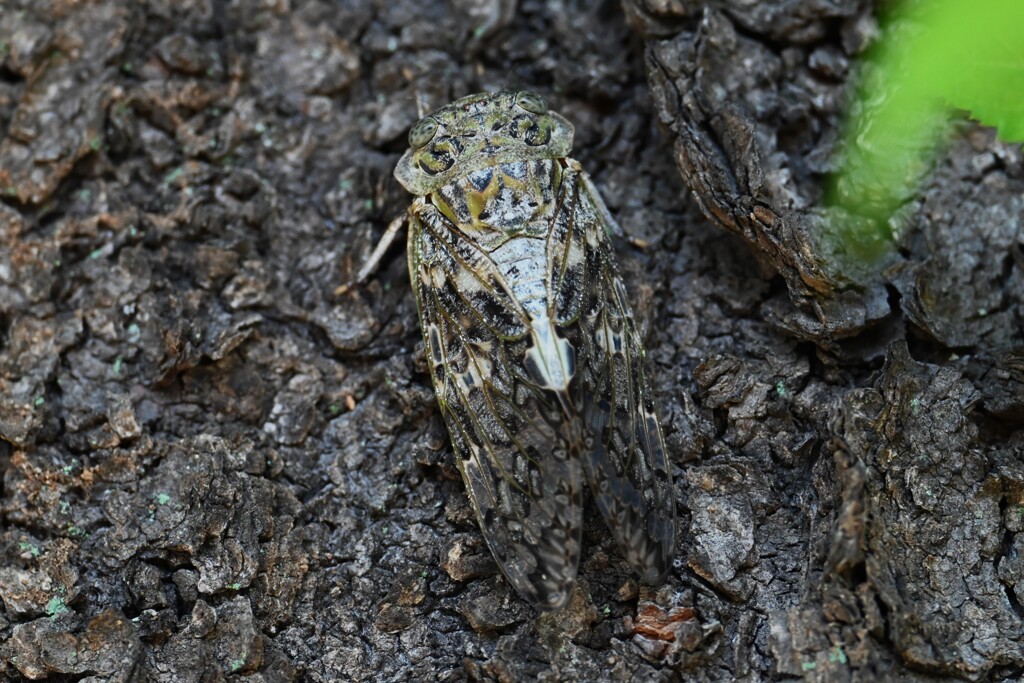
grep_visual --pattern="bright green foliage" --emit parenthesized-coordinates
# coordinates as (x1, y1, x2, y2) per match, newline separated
(829, 0, 1024, 247)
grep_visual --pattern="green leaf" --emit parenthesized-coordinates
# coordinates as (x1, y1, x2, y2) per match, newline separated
(828, 0, 1024, 250)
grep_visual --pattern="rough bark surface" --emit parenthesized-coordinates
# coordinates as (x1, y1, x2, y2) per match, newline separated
(0, 0, 1021, 681)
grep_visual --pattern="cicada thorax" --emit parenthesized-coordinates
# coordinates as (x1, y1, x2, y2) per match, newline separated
(429, 158, 562, 239)
(426, 159, 595, 399)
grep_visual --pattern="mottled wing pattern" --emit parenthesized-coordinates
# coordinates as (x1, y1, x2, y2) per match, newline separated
(548, 167, 677, 582)
(408, 204, 584, 611)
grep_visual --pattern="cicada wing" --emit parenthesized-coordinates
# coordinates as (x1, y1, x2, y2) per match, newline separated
(409, 207, 584, 611)
(549, 168, 677, 582)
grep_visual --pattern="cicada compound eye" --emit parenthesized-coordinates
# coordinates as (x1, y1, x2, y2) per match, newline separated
(515, 91, 548, 115)
(409, 116, 439, 148)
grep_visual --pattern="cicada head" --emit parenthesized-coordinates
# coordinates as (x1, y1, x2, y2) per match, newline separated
(394, 90, 574, 196)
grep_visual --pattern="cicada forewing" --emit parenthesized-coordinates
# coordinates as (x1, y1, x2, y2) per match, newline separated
(408, 202, 585, 611)
(548, 166, 678, 583)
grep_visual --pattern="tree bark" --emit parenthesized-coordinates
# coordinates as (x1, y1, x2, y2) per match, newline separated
(1, 0, 1021, 680)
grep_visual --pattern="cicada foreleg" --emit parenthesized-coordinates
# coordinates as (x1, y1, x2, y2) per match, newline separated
(334, 212, 408, 296)
(577, 165, 657, 249)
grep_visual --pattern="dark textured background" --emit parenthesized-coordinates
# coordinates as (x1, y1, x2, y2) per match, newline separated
(1, 0, 1022, 680)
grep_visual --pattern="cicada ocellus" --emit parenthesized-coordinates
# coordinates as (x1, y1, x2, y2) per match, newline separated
(384, 91, 676, 610)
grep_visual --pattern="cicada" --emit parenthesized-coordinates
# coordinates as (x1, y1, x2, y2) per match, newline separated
(366, 91, 676, 610)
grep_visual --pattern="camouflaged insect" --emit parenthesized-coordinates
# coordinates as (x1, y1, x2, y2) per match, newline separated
(394, 91, 676, 611)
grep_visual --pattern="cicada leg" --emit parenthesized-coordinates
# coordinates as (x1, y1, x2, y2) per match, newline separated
(577, 166, 653, 248)
(334, 212, 408, 296)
